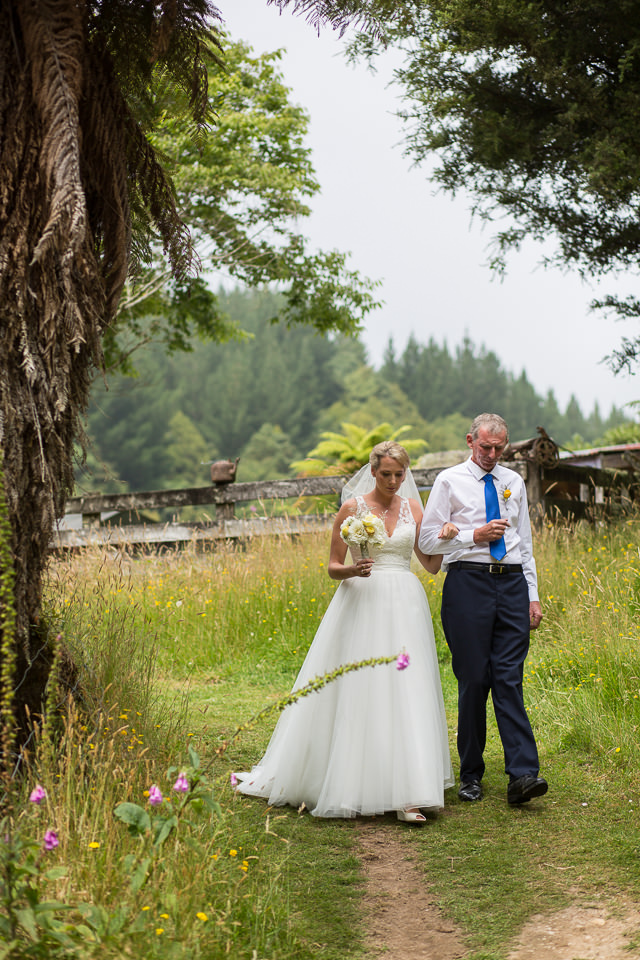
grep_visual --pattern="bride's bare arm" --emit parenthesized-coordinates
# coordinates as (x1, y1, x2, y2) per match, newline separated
(328, 501, 374, 580)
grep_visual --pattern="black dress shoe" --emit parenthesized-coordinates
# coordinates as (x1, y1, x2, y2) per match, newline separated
(458, 780, 483, 802)
(507, 774, 548, 805)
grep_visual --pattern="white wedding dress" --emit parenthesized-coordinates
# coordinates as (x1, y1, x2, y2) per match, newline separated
(236, 496, 454, 817)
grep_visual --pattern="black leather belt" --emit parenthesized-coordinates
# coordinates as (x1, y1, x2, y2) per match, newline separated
(447, 561, 523, 575)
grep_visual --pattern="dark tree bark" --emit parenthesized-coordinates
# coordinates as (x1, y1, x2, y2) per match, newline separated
(0, 0, 216, 744)
(0, 0, 367, 751)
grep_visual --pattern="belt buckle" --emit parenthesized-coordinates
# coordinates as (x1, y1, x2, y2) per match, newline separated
(489, 563, 506, 574)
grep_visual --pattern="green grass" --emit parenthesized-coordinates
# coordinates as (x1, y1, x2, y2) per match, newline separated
(397, 516, 640, 958)
(9, 515, 640, 958)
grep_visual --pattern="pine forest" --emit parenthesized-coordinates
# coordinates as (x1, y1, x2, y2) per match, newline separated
(80, 287, 630, 495)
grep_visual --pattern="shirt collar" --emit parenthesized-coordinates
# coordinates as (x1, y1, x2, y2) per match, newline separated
(466, 457, 495, 482)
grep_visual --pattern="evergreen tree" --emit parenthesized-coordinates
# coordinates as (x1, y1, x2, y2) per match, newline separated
(564, 395, 588, 445)
(86, 297, 631, 490)
(164, 411, 211, 489)
(504, 372, 544, 440)
(380, 337, 397, 376)
(585, 403, 604, 443)
(239, 424, 297, 482)
(421, 413, 470, 453)
(384, 335, 457, 420)
(540, 391, 565, 444)
(86, 289, 350, 488)
(453, 338, 508, 417)
(87, 344, 179, 491)
(603, 404, 633, 433)
(316, 365, 430, 441)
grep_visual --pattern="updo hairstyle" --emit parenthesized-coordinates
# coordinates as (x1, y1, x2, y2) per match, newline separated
(369, 441, 410, 471)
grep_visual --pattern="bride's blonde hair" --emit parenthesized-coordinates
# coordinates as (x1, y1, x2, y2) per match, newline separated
(369, 441, 410, 471)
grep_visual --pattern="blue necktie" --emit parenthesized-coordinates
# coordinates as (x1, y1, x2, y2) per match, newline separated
(483, 473, 506, 561)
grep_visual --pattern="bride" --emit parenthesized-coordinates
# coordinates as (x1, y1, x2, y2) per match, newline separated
(235, 441, 455, 823)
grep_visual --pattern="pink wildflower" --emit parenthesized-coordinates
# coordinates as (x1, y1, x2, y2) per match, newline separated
(230, 772, 238, 788)
(396, 652, 410, 671)
(29, 785, 47, 805)
(43, 830, 59, 851)
(173, 773, 189, 794)
(148, 784, 163, 806)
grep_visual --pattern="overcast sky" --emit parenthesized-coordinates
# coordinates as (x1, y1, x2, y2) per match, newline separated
(221, 1, 639, 417)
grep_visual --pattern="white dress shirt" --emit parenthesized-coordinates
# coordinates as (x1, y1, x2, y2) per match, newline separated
(418, 457, 539, 602)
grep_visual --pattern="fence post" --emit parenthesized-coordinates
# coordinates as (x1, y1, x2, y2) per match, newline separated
(217, 502, 235, 522)
(81, 511, 101, 529)
(525, 462, 544, 527)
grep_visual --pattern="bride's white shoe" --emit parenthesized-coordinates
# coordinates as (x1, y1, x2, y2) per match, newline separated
(397, 808, 427, 823)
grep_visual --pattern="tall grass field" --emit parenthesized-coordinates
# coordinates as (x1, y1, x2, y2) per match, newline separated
(3, 514, 640, 958)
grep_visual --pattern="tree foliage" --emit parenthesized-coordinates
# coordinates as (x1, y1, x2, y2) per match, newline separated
(239, 424, 297, 481)
(380, 332, 626, 446)
(267, 0, 388, 35)
(81, 289, 628, 496)
(0, 0, 222, 733)
(109, 35, 379, 371)
(292, 422, 427, 475)
(315, 363, 431, 440)
(84, 289, 351, 491)
(349, 0, 640, 365)
(596, 417, 640, 446)
(0, 0, 382, 738)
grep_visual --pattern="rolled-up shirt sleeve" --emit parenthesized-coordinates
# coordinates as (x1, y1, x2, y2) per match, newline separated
(419, 463, 540, 602)
(517, 487, 540, 602)
(419, 475, 472, 555)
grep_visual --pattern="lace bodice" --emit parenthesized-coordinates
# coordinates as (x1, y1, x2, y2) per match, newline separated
(354, 495, 415, 572)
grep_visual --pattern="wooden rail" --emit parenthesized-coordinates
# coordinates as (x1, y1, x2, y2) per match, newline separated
(56, 469, 458, 548)
(54, 460, 633, 550)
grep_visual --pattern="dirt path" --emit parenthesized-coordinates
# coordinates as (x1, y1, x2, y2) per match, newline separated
(355, 821, 640, 960)
(356, 820, 467, 960)
(507, 903, 640, 960)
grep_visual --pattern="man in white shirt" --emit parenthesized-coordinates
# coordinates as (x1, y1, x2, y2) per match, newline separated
(419, 413, 547, 806)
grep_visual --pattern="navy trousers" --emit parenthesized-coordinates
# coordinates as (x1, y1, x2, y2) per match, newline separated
(441, 568, 539, 782)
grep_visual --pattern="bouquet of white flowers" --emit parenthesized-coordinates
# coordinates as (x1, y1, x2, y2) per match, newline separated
(340, 512, 386, 558)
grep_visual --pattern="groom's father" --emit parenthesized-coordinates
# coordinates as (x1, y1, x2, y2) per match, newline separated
(419, 413, 547, 805)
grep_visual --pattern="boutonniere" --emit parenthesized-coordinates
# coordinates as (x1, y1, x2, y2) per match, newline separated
(502, 488, 512, 502)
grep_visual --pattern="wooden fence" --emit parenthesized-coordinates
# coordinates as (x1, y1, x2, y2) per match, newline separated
(56, 468, 446, 549)
(53, 458, 635, 550)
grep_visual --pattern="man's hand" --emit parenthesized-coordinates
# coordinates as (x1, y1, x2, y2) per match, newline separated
(473, 519, 510, 544)
(529, 601, 543, 630)
(438, 522, 459, 540)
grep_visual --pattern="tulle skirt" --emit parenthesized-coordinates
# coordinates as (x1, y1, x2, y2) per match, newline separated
(236, 566, 454, 817)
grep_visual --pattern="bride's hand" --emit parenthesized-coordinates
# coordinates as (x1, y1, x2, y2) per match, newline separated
(353, 557, 374, 578)
(438, 522, 459, 541)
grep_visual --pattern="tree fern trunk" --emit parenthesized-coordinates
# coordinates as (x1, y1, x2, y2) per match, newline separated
(0, 1, 106, 744)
